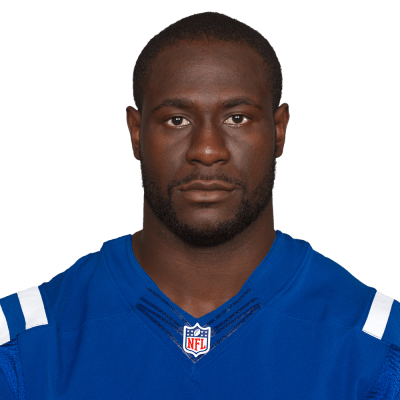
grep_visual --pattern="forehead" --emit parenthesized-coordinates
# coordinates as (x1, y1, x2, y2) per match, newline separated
(142, 40, 271, 113)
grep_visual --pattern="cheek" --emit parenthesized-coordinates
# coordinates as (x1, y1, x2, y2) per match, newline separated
(140, 127, 187, 187)
(229, 130, 274, 187)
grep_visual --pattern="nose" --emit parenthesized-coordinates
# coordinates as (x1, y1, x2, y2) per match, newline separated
(186, 122, 230, 166)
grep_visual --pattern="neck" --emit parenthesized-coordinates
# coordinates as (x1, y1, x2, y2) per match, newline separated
(131, 201, 276, 318)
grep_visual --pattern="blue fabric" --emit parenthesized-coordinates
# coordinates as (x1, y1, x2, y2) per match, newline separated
(0, 294, 25, 340)
(135, 286, 262, 363)
(365, 344, 400, 399)
(0, 231, 399, 399)
(383, 300, 400, 347)
(0, 370, 16, 400)
(0, 338, 26, 400)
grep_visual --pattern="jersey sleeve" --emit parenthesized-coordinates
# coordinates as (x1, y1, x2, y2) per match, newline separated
(362, 294, 400, 399)
(0, 286, 48, 399)
(0, 286, 48, 346)
(0, 339, 25, 400)
(381, 298, 400, 346)
(0, 253, 96, 399)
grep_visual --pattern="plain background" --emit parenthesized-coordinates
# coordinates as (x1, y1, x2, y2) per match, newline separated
(1, 1, 399, 300)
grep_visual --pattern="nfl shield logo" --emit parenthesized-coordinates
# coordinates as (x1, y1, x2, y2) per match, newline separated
(183, 323, 211, 357)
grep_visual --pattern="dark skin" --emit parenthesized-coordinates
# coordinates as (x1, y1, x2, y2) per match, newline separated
(126, 40, 289, 318)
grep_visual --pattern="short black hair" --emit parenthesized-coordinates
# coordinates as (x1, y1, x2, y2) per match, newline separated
(133, 12, 282, 114)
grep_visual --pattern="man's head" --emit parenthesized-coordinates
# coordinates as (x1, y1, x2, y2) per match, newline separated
(133, 12, 282, 115)
(127, 12, 289, 247)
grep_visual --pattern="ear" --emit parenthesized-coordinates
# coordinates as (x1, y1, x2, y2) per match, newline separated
(126, 106, 141, 160)
(274, 103, 289, 158)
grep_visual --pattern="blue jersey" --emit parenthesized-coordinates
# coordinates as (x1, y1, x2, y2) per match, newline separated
(1, 231, 400, 399)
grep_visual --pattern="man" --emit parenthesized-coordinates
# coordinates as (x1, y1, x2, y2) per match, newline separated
(0, 12, 399, 399)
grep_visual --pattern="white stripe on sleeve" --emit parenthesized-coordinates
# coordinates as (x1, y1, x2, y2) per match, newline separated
(0, 305, 10, 345)
(362, 291, 394, 340)
(17, 286, 48, 330)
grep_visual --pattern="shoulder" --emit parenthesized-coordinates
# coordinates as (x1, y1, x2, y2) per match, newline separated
(311, 249, 400, 348)
(380, 295, 400, 346)
(0, 251, 95, 346)
(362, 292, 400, 398)
(274, 240, 400, 346)
(0, 235, 134, 345)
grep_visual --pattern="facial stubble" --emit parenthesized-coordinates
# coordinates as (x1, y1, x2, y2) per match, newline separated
(140, 155, 276, 247)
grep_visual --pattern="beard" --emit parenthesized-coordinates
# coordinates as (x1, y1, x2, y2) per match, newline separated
(140, 157, 276, 247)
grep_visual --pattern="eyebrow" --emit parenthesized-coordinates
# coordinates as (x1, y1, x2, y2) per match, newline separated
(152, 97, 262, 113)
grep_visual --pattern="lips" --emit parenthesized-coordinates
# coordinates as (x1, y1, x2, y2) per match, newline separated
(178, 180, 237, 192)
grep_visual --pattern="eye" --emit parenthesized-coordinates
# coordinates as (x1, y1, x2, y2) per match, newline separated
(166, 116, 190, 127)
(224, 114, 249, 126)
